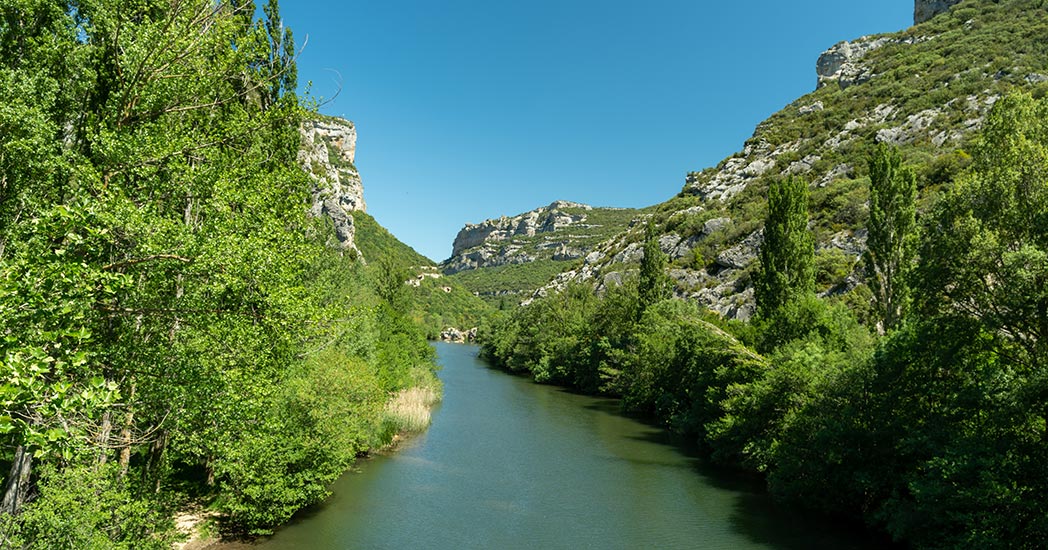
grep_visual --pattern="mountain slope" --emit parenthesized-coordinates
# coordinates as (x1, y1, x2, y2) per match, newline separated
(442, 201, 643, 305)
(525, 0, 1048, 319)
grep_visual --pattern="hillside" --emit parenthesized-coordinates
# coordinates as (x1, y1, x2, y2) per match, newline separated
(477, 2, 1048, 547)
(519, 0, 1048, 319)
(442, 201, 643, 305)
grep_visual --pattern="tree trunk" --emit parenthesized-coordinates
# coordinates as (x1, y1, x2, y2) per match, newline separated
(96, 410, 113, 467)
(0, 445, 33, 515)
(118, 384, 137, 478)
(143, 429, 168, 493)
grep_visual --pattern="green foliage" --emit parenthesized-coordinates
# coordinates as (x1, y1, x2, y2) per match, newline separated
(216, 351, 385, 534)
(447, 259, 568, 305)
(351, 211, 432, 268)
(814, 247, 857, 289)
(411, 276, 494, 339)
(864, 143, 917, 331)
(479, 83, 1048, 550)
(5, 465, 177, 550)
(626, 300, 766, 439)
(0, 0, 440, 540)
(637, 221, 671, 315)
(754, 176, 815, 322)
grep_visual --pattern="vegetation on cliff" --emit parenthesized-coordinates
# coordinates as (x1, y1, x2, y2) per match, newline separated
(0, 0, 438, 544)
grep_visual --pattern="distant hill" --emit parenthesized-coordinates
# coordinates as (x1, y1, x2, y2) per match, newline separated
(441, 201, 644, 306)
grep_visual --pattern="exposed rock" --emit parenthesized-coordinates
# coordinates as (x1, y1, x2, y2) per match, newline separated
(799, 101, 824, 114)
(444, 201, 593, 273)
(406, 271, 443, 287)
(876, 108, 943, 145)
(612, 242, 644, 265)
(815, 163, 853, 188)
(816, 37, 893, 90)
(915, 0, 962, 24)
(715, 230, 763, 270)
(300, 117, 365, 253)
(816, 34, 930, 91)
(703, 217, 731, 235)
(440, 327, 478, 343)
(685, 139, 799, 202)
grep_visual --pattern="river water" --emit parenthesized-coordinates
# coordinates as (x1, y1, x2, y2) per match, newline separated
(248, 342, 881, 549)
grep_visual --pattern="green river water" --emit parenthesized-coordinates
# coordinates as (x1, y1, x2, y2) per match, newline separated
(244, 342, 884, 549)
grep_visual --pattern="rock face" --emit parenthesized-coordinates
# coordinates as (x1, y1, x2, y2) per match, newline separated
(816, 37, 893, 90)
(443, 201, 594, 274)
(299, 117, 366, 252)
(915, 0, 962, 24)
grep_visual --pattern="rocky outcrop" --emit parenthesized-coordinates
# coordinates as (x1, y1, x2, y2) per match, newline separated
(816, 37, 893, 90)
(450, 201, 591, 257)
(440, 327, 478, 343)
(442, 201, 595, 274)
(915, 0, 962, 24)
(816, 35, 930, 91)
(299, 117, 366, 252)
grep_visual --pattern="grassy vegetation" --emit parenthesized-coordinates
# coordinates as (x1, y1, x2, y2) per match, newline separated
(411, 275, 494, 337)
(352, 211, 433, 267)
(383, 386, 442, 435)
(447, 259, 570, 306)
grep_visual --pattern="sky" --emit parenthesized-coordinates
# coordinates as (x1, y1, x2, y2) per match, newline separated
(279, 1, 914, 262)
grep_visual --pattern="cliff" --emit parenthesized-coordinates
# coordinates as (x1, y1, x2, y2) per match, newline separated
(442, 201, 641, 304)
(299, 116, 366, 253)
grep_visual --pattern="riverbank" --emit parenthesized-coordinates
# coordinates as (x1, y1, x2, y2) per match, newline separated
(173, 380, 443, 549)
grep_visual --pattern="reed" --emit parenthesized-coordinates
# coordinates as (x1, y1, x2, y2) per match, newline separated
(384, 386, 441, 434)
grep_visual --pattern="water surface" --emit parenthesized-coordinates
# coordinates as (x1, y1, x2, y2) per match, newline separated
(251, 342, 880, 549)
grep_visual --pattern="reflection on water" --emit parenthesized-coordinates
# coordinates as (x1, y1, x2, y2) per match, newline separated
(247, 343, 884, 550)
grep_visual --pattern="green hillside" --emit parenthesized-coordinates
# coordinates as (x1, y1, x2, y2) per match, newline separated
(351, 211, 494, 335)
(524, 0, 1048, 320)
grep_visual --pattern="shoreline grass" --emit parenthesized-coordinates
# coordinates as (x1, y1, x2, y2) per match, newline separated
(383, 385, 442, 435)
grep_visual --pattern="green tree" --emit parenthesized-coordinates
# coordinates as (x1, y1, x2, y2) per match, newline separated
(903, 92, 1048, 545)
(864, 143, 917, 332)
(754, 176, 815, 320)
(638, 220, 671, 316)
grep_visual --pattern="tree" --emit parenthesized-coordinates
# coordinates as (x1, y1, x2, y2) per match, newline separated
(754, 176, 815, 319)
(902, 91, 1048, 547)
(638, 220, 671, 316)
(864, 143, 917, 332)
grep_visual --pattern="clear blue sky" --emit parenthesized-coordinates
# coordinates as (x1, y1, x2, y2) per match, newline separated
(279, 1, 913, 262)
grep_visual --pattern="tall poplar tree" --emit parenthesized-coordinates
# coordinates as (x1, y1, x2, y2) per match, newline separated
(864, 143, 917, 332)
(638, 220, 671, 317)
(754, 176, 815, 319)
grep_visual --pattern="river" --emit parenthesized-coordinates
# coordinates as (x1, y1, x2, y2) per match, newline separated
(244, 342, 882, 549)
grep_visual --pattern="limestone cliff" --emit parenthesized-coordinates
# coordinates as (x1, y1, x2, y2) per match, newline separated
(299, 116, 366, 253)
(444, 201, 594, 274)
(442, 201, 641, 304)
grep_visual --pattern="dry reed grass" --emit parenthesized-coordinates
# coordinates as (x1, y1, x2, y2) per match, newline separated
(384, 386, 441, 434)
